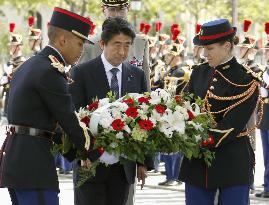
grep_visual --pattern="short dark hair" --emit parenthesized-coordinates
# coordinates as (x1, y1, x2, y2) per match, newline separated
(101, 17, 136, 44)
(48, 25, 73, 44)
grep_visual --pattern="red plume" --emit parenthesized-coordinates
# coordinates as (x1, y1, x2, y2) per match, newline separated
(172, 28, 180, 41)
(155, 21, 162, 32)
(140, 22, 145, 33)
(243, 19, 252, 33)
(265, 22, 269, 35)
(196, 24, 201, 34)
(170, 24, 179, 34)
(144, 24, 151, 35)
(9, 23, 15, 33)
(28, 16, 35, 27)
(90, 24, 96, 35)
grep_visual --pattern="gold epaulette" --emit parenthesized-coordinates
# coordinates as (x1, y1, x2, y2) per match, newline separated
(242, 64, 263, 82)
(48, 55, 65, 74)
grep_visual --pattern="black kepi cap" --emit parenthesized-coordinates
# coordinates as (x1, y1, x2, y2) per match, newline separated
(49, 7, 93, 43)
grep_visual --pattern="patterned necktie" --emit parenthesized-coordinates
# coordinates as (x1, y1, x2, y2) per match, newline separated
(110, 68, 119, 99)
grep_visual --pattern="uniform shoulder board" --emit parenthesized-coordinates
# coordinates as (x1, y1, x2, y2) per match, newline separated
(242, 64, 263, 82)
(48, 55, 65, 74)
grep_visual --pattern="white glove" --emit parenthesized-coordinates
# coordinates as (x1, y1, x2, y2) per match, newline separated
(261, 87, 268, 98)
(263, 71, 269, 86)
(0, 76, 9, 85)
(99, 151, 119, 165)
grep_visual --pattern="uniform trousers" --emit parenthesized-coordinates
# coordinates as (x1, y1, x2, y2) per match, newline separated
(261, 129, 269, 192)
(185, 184, 249, 205)
(9, 189, 59, 205)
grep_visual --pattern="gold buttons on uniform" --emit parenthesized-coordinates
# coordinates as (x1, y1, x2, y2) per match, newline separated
(210, 86, 214, 90)
(213, 78, 218, 82)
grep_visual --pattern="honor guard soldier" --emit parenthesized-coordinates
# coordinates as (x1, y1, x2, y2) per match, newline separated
(193, 24, 206, 64)
(79, 0, 151, 90)
(150, 25, 171, 90)
(179, 19, 260, 205)
(1, 23, 25, 116)
(0, 7, 93, 205)
(237, 20, 263, 156)
(28, 16, 42, 56)
(163, 40, 191, 95)
(255, 22, 269, 198)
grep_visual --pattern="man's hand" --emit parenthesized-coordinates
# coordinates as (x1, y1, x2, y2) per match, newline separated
(137, 166, 148, 190)
(80, 159, 92, 169)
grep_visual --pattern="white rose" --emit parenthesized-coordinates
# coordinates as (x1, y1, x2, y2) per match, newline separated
(98, 98, 110, 107)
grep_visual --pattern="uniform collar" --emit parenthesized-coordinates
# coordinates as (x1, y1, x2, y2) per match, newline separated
(215, 56, 236, 70)
(47, 45, 67, 66)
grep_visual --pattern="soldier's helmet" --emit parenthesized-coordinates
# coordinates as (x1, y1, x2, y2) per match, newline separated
(193, 19, 237, 46)
(101, 0, 129, 7)
(238, 19, 257, 49)
(28, 16, 42, 40)
(168, 24, 185, 56)
(8, 23, 23, 45)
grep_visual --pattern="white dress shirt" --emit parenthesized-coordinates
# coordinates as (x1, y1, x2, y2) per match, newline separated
(101, 53, 123, 97)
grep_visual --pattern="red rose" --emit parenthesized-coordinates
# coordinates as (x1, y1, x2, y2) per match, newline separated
(201, 139, 209, 147)
(138, 119, 154, 131)
(123, 98, 134, 105)
(207, 134, 215, 145)
(187, 110, 195, 120)
(155, 104, 166, 114)
(111, 119, 125, 131)
(174, 95, 182, 104)
(97, 147, 105, 155)
(87, 101, 99, 111)
(201, 134, 214, 147)
(80, 116, 90, 127)
(126, 107, 138, 118)
(138, 97, 150, 104)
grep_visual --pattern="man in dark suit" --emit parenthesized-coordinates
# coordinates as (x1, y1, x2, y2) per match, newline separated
(0, 7, 93, 205)
(79, 0, 150, 91)
(70, 17, 153, 205)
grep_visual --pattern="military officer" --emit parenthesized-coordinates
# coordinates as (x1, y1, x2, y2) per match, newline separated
(255, 22, 269, 198)
(0, 7, 93, 205)
(79, 0, 150, 90)
(179, 19, 260, 205)
(27, 16, 42, 56)
(1, 23, 25, 116)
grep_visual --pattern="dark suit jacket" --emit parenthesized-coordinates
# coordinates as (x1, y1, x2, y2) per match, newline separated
(70, 55, 153, 184)
(0, 46, 87, 191)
